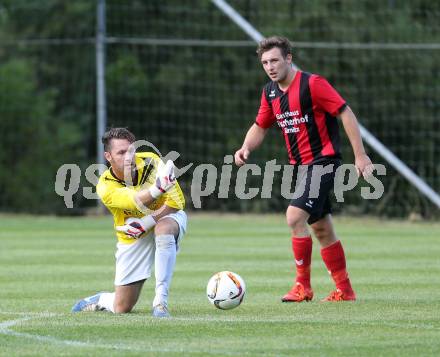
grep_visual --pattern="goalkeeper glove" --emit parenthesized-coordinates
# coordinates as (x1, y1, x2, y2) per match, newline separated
(116, 215, 156, 239)
(149, 160, 176, 199)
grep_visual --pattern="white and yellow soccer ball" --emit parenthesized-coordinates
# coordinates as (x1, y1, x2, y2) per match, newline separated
(206, 271, 246, 310)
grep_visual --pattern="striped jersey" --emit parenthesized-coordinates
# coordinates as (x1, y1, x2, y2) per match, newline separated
(255, 70, 347, 165)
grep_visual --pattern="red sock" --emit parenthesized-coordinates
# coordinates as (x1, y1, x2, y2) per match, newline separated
(320, 240, 353, 293)
(292, 237, 312, 288)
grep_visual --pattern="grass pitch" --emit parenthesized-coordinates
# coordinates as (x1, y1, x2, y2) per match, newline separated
(1, 213, 440, 356)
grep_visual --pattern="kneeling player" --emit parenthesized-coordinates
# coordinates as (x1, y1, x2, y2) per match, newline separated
(72, 128, 187, 318)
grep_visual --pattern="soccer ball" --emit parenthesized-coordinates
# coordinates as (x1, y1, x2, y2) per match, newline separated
(206, 271, 246, 310)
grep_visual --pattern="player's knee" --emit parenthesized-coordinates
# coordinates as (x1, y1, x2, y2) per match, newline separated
(286, 213, 307, 232)
(113, 299, 136, 314)
(155, 218, 179, 237)
(311, 224, 336, 247)
(155, 234, 176, 249)
(113, 297, 137, 314)
(312, 224, 326, 240)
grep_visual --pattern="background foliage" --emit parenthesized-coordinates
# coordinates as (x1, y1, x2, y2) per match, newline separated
(0, 0, 438, 216)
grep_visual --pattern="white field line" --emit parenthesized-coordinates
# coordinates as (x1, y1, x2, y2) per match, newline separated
(0, 313, 244, 355)
(0, 316, 34, 329)
(0, 312, 439, 355)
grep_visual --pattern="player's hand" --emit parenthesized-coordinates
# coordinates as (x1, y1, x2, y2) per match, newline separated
(234, 147, 250, 166)
(149, 160, 176, 199)
(116, 216, 156, 239)
(355, 153, 374, 178)
(116, 217, 146, 239)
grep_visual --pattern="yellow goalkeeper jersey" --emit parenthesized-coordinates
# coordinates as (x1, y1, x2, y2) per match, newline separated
(96, 152, 185, 244)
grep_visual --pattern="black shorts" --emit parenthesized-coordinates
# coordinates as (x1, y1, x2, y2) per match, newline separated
(289, 160, 340, 225)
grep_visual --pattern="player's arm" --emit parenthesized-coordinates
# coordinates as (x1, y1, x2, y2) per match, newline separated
(116, 204, 178, 239)
(134, 159, 176, 207)
(235, 88, 274, 166)
(151, 205, 178, 221)
(116, 160, 180, 239)
(234, 124, 268, 166)
(339, 106, 373, 177)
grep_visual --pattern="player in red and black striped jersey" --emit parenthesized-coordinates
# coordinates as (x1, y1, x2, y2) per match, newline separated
(256, 71, 346, 165)
(234, 36, 373, 302)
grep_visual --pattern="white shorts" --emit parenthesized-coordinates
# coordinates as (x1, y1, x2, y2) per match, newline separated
(114, 210, 187, 286)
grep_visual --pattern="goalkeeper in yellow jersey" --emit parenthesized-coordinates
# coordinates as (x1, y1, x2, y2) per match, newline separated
(72, 128, 187, 318)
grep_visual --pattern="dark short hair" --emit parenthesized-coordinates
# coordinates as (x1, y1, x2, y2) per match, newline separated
(256, 36, 292, 59)
(102, 127, 136, 152)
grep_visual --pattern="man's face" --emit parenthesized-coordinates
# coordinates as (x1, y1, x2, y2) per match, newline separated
(104, 138, 135, 176)
(260, 47, 292, 83)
